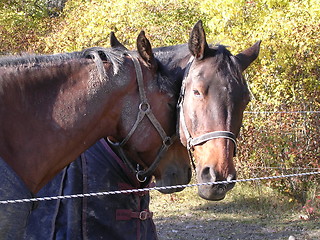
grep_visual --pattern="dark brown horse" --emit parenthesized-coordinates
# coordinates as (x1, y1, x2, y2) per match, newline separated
(112, 21, 261, 201)
(0, 31, 190, 239)
(0, 32, 190, 195)
(178, 21, 260, 200)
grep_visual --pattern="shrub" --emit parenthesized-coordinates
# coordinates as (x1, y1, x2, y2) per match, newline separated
(39, 0, 205, 52)
(0, 0, 52, 53)
(1, 0, 319, 202)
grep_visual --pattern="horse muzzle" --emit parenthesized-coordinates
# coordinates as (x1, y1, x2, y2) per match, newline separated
(197, 165, 236, 201)
(155, 165, 192, 194)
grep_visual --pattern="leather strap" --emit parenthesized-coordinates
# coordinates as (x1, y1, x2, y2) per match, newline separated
(107, 53, 175, 182)
(116, 209, 153, 221)
(177, 56, 238, 159)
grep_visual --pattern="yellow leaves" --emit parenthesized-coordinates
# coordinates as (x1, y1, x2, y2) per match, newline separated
(2, 0, 319, 109)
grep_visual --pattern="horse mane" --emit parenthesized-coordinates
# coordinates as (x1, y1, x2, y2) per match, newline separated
(0, 47, 125, 76)
(153, 43, 247, 97)
(82, 47, 124, 75)
(0, 47, 179, 97)
(0, 52, 81, 67)
(155, 59, 182, 98)
(209, 44, 246, 86)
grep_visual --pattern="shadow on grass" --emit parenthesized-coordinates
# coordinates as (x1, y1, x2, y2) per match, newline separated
(153, 188, 319, 240)
(154, 212, 318, 240)
(190, 195, 282, 217)
(151, 183, 319, 239)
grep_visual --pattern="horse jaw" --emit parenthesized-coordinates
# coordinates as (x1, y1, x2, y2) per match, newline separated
(154, 141, 192, 194)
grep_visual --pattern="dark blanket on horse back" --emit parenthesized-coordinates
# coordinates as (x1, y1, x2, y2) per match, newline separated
(0, 156, 34, 240)
(25, 139, 158, 240)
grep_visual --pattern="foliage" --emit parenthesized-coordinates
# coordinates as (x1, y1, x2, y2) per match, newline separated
(237, 111, 320, 204)
(198, 0, 320, 110)
(2, 0, 319, 109)
(0, 0, 52, 53)
(301, 197, 320, 220)
(38, 0, 205, 52)
(1, 0, 319, 202)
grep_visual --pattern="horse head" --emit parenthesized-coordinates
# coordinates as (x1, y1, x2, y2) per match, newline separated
(178, 20, 261, 200)
(108, 31, 191, 192)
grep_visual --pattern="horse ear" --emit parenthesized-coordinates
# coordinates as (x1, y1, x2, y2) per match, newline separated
(110, 32, 128, 51)
(235, 40, 261, 71)
(188, 20, 209, 60)
(136, 31, 157, 70)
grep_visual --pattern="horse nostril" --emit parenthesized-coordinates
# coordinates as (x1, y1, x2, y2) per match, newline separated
(201, 167, 216, 182)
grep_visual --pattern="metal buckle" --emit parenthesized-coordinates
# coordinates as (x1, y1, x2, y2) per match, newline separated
(139, 211, 148, 220)
(136, 170, 147, 183)
(139, 102, 150, 113)
(187, 138, 193, 150)
(163, 136, 172, 147)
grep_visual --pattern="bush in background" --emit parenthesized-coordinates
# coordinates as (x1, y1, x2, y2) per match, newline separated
(1, 0, 319, 203)
(0, 0, 53, 53)
(237, 112, 319, 204)
(38, 0, 204, 52)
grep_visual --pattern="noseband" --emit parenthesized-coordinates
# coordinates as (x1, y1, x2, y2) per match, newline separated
(108, 53, 175, 182)
(177, 57, 237, 165)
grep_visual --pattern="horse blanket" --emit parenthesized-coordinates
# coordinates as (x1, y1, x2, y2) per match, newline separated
(0, 156, 34, 240)
(25, 139, 158, 240)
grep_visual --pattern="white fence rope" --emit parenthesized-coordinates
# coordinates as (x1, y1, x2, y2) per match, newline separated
(1, 110, 318, 205)
(1, 171, 319, 205)
(243, 167, 320, 171)
(244, 111, 320, 114)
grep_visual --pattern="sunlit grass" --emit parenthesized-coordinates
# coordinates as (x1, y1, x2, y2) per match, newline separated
(150, 177, 319, 240)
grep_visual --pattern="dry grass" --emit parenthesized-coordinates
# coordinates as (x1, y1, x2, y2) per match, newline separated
(150, 178, 320, 240)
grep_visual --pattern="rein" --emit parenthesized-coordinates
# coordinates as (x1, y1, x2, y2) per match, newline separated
(108, 53, 174, 182)
(177, 57, 238, 166)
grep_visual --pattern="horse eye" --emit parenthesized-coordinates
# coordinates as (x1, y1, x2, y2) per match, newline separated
(193, 89, 201, 96)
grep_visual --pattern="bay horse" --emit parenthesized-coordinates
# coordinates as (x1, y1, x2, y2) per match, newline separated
(0, 31, 190, 239)
(24, 32, 193, 240)
(112, 20, 261, 201)
(178, 21, 260, 200)
(24, 22, 260, 238)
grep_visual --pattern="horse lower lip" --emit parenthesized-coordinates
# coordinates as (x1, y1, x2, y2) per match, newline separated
(198, 187, 226, 201)
(158, 186, 185, 194)
(214, 184, 228, 193)
(197, 181, 236, 200)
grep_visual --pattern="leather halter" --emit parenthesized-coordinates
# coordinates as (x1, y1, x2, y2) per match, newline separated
(177, 57, 237, 166)
(108, 53, 174, 182)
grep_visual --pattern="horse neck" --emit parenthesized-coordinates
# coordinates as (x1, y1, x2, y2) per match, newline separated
(0, 59, 120, 193)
